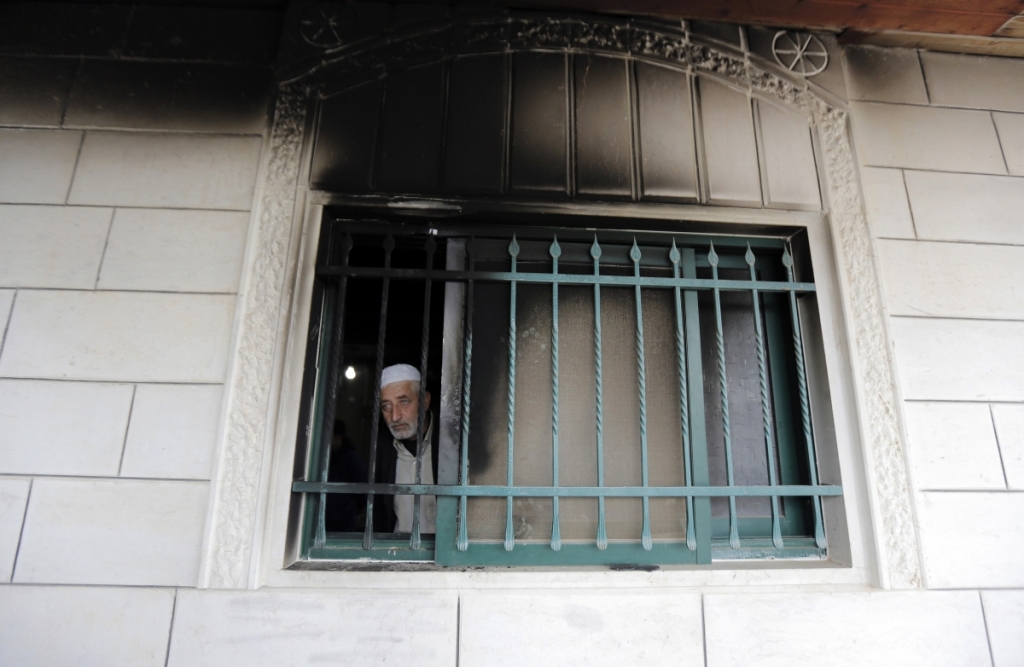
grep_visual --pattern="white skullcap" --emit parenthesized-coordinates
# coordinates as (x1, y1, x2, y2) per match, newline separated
(381, 363, 421, 388)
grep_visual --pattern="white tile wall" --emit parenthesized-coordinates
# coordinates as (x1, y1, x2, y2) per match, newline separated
(921, 52, 1024, 114)
(757, 101, 820, 208)
(0, 379, 134, 476)
(0, 205, 112, 289)
(0, 129, 82, 204)
(903, 170, 1024, 245)
(918, 491, 1024, 588)
(120, 384, 223, 480)
(704, 591, 990, 667)
(700, 77, 761, 204)
(459, 592, 704, 667)
(68, 132, 262, 210)
(0, 290, 235, 383)
(890, 317, 1024, 401)
(14, 478, 208, 585)
(992, 404, 1024, 489)
(877, 240, 1024, 320)
(904, 402, 1005, 490)
(0, 585, 174, 667)
(842, 46, 929, 105)
(97, 208, 249, 293)
(982, 590, 1024, 667)
(859, 167, 916, 239)
(851, 102, 1006, 174)
(0, 478, 31, 582)
(168, 589, 458, 667)
(994, 112, 1024, 176)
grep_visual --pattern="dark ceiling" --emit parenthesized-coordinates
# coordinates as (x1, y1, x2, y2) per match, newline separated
(38, 0, 1024, 38)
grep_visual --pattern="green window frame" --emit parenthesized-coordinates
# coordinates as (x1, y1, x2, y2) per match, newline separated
(293, 211, 840, 566)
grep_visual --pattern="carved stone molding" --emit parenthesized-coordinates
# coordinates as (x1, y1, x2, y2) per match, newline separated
(200, 84, 308, 589)
(205, 12, 922, 589)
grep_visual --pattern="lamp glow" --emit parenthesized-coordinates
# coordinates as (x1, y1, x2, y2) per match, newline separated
(344, 366, 356, 380)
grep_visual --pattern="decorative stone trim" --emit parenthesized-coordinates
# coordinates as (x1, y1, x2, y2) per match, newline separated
(200, 84, 308, 589)
(201, 12, 921, 589)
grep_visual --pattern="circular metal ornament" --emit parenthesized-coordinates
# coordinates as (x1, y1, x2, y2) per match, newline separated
(771, 31, 829, 77)
(300, 2, 358, 48)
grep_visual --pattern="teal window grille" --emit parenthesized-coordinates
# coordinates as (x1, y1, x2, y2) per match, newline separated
(293, 214, 840, 566)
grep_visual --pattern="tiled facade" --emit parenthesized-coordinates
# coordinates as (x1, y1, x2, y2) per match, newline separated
(0, 4, 1022, 665)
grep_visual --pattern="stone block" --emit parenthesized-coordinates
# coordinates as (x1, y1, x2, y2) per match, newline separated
(460, 592, 704, 667)
(982, 590, 1024, 667)
(0, 290, 235, 383)
(877, 239, 1024, 320)
(0, 56, 77, 127)
(904, 402, 1005, 490)
(0, 379, 134, 477)
(704, 590, 990, 667)
(992, 404, 1024, 489)
(0, 205, 111, 289)
(65, 60, 271, 134)
(97, 209, 248, 293)
(921, 51, 1024, 113)
(0, 585, 174, 667)
(843, 46, 929, 105)
(851, 102, 1006, 174)
(994, 112, 1024, 176)
(0, 3, 131, 57)
(919, 491, 1024, 588)
(0, 129, 82, 204)
(168, 589, 458, 666)
(904, 170, 1024, 244)
(890, 317, 1024, 401)
(121, 384, 223, 480)
(14, 478, 208, 586)
(859, 167, 916, 239)
(124, 6, 281, 63)
(68, 131, 262, 210)
(0, 478, 31, 582)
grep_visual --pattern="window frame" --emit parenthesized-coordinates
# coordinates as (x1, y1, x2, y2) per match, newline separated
(290, 205, 846, 568)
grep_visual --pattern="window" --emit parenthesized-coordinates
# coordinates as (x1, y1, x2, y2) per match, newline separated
(292, 210, 840, 566)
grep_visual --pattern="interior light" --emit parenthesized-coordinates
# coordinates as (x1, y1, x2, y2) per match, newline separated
(345, 366, 356, 380)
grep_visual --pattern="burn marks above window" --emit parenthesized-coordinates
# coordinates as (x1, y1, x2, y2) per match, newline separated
(310, 50, 821, 211)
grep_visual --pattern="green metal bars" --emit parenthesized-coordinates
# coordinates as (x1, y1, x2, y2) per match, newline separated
(298, 222, 838, 565)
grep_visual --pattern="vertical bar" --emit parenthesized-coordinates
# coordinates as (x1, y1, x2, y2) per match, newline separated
(313, 233, 353, 550)
(683, 248, 713, 564)
(746, 244, 784, 549)
(591, 237, 608, 550)
(409, 237, 437, 549)
(709, 242, 740, 549)
(670, 240, 696, 551)
(783, 245, 827, 549)
(631, 240, 653, 551)
(550, 236, 562, 551)
(504, 237, 520, 551)
(433, 240, 466, 565)
(362, 234, 395, 550)
(457, 241, 476, 551)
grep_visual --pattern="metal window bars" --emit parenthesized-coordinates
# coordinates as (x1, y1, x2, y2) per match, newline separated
(295, 221, 840, 565)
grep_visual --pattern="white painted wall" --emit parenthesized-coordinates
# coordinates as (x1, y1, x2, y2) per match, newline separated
(1, 13, 1023, 665)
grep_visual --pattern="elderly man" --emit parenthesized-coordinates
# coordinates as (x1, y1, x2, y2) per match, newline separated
(374, 363, 438, 534)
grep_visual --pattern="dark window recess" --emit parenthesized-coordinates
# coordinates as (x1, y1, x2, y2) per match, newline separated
(293, 214, 839, 566)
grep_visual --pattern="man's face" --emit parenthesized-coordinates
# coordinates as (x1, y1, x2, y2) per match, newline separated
(380, 380, 430, 440)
